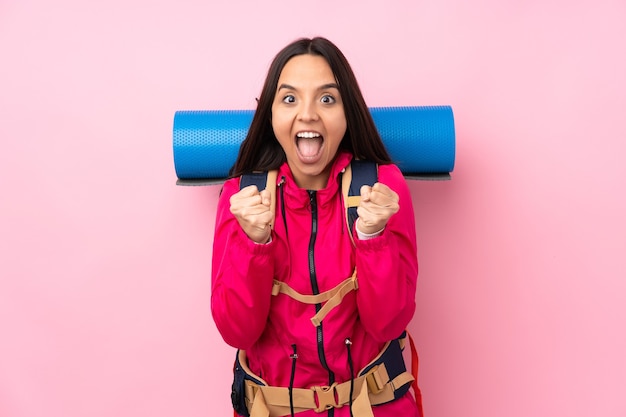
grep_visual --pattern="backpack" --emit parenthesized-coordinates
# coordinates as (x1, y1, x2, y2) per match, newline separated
(235, 159, 423, 416)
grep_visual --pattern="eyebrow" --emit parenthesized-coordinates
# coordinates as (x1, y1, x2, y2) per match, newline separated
(277, 83, 340, 91)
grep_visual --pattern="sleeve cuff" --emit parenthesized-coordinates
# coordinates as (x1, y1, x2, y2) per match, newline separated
(355, 218, 384, 240)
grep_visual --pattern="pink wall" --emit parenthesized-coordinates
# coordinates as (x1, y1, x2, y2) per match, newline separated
(1, 1, 625, 416)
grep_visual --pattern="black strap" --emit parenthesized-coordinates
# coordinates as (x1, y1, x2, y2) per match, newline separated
(347, 160, 378, 235)
(240, 172, 268, 191)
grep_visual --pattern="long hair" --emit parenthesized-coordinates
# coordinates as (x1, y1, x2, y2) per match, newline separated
(229, 37, 392, 178)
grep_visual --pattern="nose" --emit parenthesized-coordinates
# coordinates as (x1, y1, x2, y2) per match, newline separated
(297, 100, 319, 122)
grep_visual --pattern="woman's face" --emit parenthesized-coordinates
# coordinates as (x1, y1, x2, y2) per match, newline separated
(271, 54, 347, 190)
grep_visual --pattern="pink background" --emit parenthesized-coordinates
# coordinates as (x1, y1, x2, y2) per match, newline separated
(1, 1, 625, 416)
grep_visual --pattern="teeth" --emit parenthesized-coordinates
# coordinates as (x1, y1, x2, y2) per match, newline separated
(296, 132, 321, 139)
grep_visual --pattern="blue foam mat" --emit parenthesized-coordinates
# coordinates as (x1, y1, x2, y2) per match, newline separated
(173, 106, 455, 183)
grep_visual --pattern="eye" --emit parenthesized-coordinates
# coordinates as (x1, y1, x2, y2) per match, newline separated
(282, 94, 296, 104)
(321, 94, 336, 104)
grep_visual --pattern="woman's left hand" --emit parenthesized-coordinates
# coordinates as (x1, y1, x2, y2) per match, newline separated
(356, 182, 399, 235)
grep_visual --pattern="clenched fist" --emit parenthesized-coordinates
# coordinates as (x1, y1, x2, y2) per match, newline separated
(229, 185, 274, 244)
(356, 182, 399, 235)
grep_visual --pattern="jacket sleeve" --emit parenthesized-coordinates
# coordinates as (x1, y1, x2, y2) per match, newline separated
(354, 164, 418, 342)
(210, 178, 276, 350)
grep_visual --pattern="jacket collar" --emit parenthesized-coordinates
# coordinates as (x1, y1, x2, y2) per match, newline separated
(277, 151, 353, 207)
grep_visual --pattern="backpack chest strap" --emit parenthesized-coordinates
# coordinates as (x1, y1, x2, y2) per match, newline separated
(271, 270, 358, 327)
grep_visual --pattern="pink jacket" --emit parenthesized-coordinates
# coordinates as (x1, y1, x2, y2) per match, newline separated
(211, 151, 419, 417)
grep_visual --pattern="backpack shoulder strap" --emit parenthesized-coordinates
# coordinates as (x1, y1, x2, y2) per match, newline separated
(342, 160, 378, 242)
(239, 171, 268, 191)
(239, 170, 278, 228)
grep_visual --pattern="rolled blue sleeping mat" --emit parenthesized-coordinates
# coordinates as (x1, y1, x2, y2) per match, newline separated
(173, 106, 455, 184)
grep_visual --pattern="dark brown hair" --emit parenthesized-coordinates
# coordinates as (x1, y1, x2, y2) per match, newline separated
(229, 37, 392, 178)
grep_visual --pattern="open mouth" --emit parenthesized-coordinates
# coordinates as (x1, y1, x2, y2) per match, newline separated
(296, 131, 324, 161)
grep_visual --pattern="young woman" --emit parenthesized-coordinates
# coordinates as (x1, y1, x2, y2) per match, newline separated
(211, 37, 420, 417)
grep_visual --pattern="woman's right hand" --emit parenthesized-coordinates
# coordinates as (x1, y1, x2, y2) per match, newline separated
(229, 185, 274, 244)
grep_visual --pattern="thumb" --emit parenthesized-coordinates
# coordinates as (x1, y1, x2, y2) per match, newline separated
(360, 185, 372, 202)
(259, 189, 272, 206)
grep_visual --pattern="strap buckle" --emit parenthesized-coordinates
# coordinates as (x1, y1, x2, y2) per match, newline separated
(312, 382, 342, 412)
(365, 364, 390, 395)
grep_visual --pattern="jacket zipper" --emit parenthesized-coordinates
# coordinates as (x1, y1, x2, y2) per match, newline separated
(307, 190, 336, 404)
